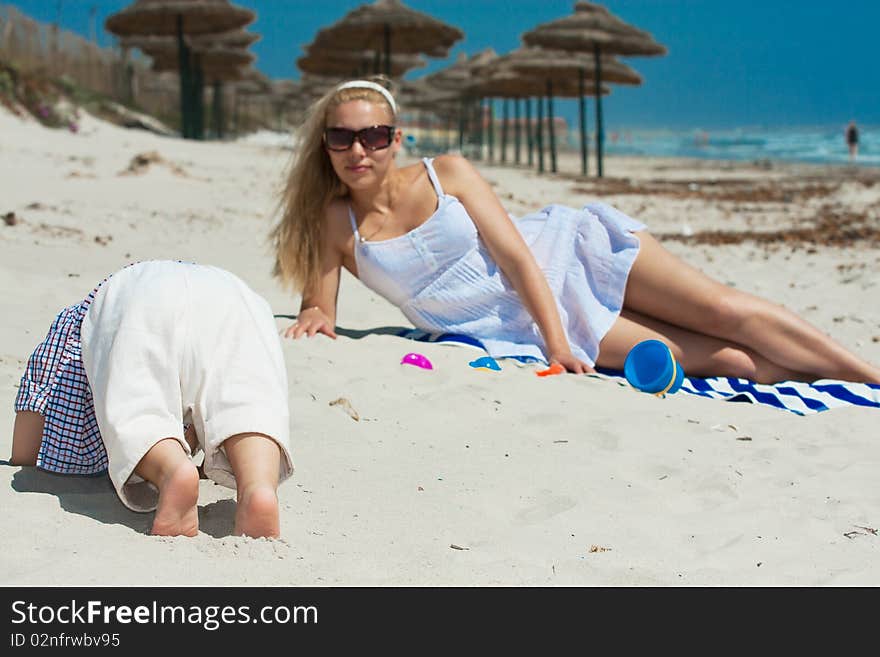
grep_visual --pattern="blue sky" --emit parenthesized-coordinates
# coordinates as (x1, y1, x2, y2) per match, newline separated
(4, 0, 879, 129)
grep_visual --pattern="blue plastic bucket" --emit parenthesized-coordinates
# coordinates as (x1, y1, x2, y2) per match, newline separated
(623, 339, 685, 395)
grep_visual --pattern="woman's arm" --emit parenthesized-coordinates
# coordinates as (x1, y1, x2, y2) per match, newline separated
(283, 205, 345, 340)
(435, 155, 594, 374)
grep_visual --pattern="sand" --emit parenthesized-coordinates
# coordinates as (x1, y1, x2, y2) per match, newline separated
(2, 106, 880, 586)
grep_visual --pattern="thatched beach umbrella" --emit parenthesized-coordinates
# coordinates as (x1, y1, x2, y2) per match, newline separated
(105, 0, 255, 139)
(268, 78, 312, 131)
(298, 73, 346, 103)
(148, 45, 253, 73)
(297, 47, 426, 80)
(397, 78, 461, 155)
(502, 46, 641, 174)
(424, 49, 498, 93)
(120, 28, 260, 52)
(235, 69, 272, 94)
(308, 0, 463, 78)
(419, 49, 498, 157)
(106, 0, 254, 36)
(470, 64, 611, 172)
(120, 28, 260, 130)
(146, 44, 253, 138)
(522, 1, 666, 176)
(397, 77, 460, 112)
(230, 70, 272, 134)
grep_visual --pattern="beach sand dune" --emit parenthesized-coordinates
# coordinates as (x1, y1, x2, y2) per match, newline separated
(2, 107, 879, 585)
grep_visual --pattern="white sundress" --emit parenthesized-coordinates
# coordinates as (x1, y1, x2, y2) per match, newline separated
(349, 157, 646, 365)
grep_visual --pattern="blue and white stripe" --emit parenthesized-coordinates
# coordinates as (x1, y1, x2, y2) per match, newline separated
(395, 328, 880, 416)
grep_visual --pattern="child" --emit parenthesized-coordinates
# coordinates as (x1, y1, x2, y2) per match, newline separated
(11, 260, 294, 538)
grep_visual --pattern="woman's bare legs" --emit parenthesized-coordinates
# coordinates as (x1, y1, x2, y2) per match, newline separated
(134, 438, 200, 537)
(609, 232, 880, 383)
(10, 411, 43, 466)
(598, 310, 811, 383)
(223, 433, 282, 539)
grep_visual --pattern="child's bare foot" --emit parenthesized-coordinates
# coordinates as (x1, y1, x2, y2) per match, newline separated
(151, 460, 200, 537)
(234, 485, 279, 538)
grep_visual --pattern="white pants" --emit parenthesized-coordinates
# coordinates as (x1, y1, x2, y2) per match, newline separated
(81, 261, 293, 512)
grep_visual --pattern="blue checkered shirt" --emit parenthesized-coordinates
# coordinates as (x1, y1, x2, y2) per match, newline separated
(15, 285, 107, 474)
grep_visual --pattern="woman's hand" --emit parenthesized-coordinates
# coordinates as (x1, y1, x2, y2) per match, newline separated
(550, 350, 596, 375)
(283, 306, 338, 340)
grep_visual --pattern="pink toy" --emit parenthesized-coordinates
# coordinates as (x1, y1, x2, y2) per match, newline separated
(401, 352, 433, 370)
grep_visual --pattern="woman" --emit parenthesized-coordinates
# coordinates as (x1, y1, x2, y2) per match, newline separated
(271, 79, 880, 385)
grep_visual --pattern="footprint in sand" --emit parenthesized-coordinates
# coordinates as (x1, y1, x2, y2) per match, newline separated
(514, 493, 577, 526)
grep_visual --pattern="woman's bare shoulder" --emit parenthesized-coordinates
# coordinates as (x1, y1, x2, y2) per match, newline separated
(431, 153, 474, 174)
(431, 154, 481, 195)
(324, 197, 353, 243)
(395, 159, 430, 182)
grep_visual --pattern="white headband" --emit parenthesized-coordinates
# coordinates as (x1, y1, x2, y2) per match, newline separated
(336, 80, 397, 115)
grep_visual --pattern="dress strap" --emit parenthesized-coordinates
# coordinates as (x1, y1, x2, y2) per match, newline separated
(421, 157, 445, 198)
(347, 205, 361, 241)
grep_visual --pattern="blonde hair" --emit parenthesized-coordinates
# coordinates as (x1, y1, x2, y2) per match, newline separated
(271, 77, 398, 293)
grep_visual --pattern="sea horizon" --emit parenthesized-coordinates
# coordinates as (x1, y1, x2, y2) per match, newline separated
(241, 122, 877, 169)
(568, 123, 878, 167)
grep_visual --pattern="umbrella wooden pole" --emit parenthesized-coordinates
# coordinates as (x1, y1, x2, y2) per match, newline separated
(232, 90, 239, 136)
(514, 98, 521, 165)
(487, 98, 495, 162)
(445, 114, 452, 152)
(547, 80, 557, 174)
(475, 98, 484, 161)
(594, 43, 604, 178)
(458, 98, 465, 153)
(579, 67, 588, 177)
(175, 14, 190, 139)
(501, 98, 508, 164)
(383, 23, 391, 78)
(125, 56, 135, 106)
(468, 99, 475, 158)
(525, 97, 533, 167)
(212, 80, 223, 139)
(192, 54, 204, 140)
(536, 94, 545, 173)
(469, 98, 477, 160)
(120, 46, 134, 105)
(487, 99, 495, 162)
(191, 65, 200, 140)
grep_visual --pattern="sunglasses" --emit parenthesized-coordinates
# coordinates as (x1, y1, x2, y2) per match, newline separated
(324, 125, 396, 152)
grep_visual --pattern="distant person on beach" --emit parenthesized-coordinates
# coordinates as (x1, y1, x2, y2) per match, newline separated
(845, 120, 859, 161)
(271, 78, 880, 385)
(10, 261, 293, 538)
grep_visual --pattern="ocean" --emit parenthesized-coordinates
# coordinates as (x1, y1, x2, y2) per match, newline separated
(592, 125, 879, 166)
(240, 125, 878, 168)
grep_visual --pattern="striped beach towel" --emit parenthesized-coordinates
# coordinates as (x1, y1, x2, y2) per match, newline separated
(396, 329, 880, 416)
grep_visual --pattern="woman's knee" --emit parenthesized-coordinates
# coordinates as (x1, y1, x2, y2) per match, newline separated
(699, 288, 756, 336)
(688, 345, 758, 380)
